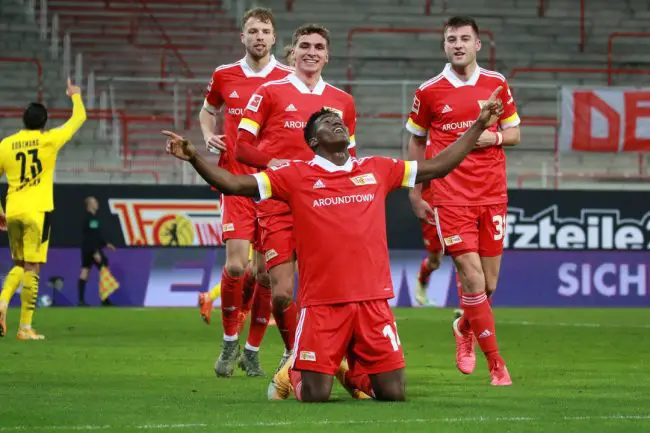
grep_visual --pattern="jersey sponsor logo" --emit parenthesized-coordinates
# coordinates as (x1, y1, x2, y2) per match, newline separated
(284, 120, 307, 129)
(312, 193, 374, 208)
(108, 199, 223, 247)
(269, 162, 291, 171)
(506, 205, 650, 250)
(323, 106, 343, 118)
(313, 179, 326, 189)
(441, 104, 453, 114)
(350, 173, 377, 186)
(229, 90, 239, 98)
(246, 94, 263, 112)
(299, 351, 316, 361)
(227, 107, 244, 116)
(285, 103, 297, 112)
(411, 95, 420, 114)
(222, 223, 235, 232)
(441, 120, 475, 131)
(443, 235, 462, 246)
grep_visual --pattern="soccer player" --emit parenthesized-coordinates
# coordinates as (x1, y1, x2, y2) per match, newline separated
(405, 16, 520, 386)
(197, 7, 293, 377)
(78, 196, 118, 306)
(162, 89, 504, 402)
(234, 23, 358, 381)
(0, 78, 86, 340)
(413, 139, 443, 306)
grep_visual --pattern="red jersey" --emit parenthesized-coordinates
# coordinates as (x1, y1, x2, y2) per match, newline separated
(406, 64, 520, 206)
(239, 74, 357, 217)
(253, 156, 417, 307)
(203, 55, 292, 175)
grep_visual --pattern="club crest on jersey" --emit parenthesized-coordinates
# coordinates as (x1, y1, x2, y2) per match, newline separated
(412, 96, 421, 114)
(247, 94, 263, 112)
(323, 106, 343, 118)
(350, 173, 377, 186)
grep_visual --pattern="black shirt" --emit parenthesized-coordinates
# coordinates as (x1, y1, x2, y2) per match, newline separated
(82, 211, 107, 252)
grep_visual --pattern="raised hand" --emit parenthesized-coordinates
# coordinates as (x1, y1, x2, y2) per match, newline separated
(162, 130, 197, 161)
(476, 86, 504, 129)
(66, 77, 81, 97)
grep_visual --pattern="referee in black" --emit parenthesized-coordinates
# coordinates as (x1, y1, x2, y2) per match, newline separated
(78, 196, 115, 306)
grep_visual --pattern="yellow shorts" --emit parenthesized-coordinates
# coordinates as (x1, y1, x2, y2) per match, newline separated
(7, 211, 52, 263)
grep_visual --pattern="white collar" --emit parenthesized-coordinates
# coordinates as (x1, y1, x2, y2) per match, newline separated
(239, 55, 278, 78)
(311, 155, 354, 172)
(287, 73, 326, 95)
(442, 63, 481, 88)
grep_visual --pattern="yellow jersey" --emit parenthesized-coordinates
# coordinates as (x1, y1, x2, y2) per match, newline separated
(0, 94, 86, 217)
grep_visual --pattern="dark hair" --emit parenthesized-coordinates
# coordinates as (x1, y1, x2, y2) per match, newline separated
(23, 103, 48, 130)
(443, 16, 479, 38)
(292, 23, 330, 47)
(241, 7, 275, 31)
(304, 108, 336, 145)
(282, 44, 294, 65)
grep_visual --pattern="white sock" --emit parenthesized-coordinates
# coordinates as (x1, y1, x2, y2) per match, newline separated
(223, 333, 238, 342)
(244, 342, 259, 352)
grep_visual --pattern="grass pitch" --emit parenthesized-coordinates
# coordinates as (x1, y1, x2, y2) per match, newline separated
(1, 307, 648, 432)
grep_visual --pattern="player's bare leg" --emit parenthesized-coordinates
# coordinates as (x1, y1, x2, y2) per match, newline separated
(481, 255, 502, 300)
(292, 370, 334, 402)
(453, 253, 511, 385)
(415, 251, 441, 306)
(214, 239, 250, 377)
(0, 261, 25, 338)
(16, 262, 44, 341)
(239, 251, 270, 377)
(269, 259, 297, 366)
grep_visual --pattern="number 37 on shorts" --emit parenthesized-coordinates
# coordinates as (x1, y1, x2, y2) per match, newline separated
(433, 204, 508, 257)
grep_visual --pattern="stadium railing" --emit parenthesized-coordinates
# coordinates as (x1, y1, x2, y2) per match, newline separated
(0, 57, 43, 103)
(606, 32, 650, 85)
(346, 27, 497, 86)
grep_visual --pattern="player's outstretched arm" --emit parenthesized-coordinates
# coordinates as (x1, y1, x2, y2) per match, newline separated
(415, 86, 504, 184)
(52, 78, 87, 149)
(162, 130, 259, 197)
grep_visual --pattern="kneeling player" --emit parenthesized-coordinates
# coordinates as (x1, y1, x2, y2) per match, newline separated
(163, 87, 504, 400)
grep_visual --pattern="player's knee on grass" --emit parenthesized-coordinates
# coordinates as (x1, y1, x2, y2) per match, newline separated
(453, 254, 486, 294)
(300, 371, 333, 402)
(371, 369, 406, 401)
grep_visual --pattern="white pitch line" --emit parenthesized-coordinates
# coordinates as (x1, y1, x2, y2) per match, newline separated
(2, 414, 649, 431)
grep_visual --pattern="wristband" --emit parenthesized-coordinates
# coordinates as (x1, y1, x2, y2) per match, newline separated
(495, 131, 503, 146)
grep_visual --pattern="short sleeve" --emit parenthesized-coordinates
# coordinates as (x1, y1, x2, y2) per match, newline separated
(252, 162, 296, 202)
(238, 85, 271, 138)
(374, 157, 418, 193)
(498, 80, 520, 130)
(203, 70, 224, 114)
(405, 87, 433, 137)
(344, 96, 357, 152)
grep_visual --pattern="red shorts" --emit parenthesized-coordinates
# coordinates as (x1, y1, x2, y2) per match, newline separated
(221, 195, 260, 250)
(258, 211, 295, 270)
(431, 203, 507, 257)
(292, 299, 405, 376)
(420, 221, 443, 255)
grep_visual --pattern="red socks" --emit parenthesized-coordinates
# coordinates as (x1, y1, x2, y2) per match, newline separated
(245, 281, 272, 349)
(220, 269, 244, 338)
(461, 292, 500, 359)
(241, 268, 255, 315)
(273, 301, 298, 352)
(418, 258, 434, 286)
